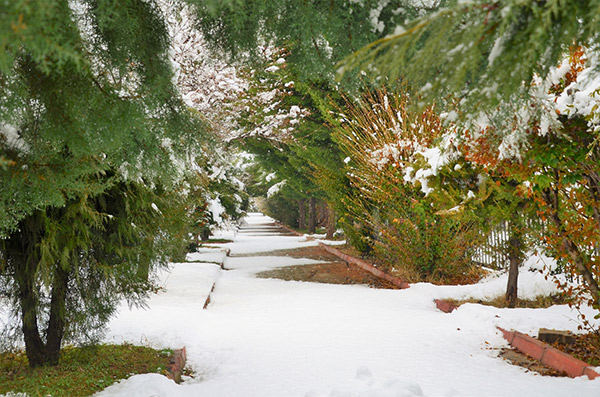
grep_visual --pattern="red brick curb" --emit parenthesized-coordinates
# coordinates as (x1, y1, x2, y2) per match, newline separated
(434, 299, 458, 313)
(497, 327, 599, 380)
(317, 242, 409, 289)
(166, 347, 187, 383)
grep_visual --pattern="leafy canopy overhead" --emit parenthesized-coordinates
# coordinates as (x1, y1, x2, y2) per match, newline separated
(192, 0, 600, 115)
(191, 0, 427, 82)
(339, 0, 600, 110)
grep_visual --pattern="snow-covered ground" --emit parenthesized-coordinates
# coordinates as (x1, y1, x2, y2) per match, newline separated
(97, 213, 600, 396)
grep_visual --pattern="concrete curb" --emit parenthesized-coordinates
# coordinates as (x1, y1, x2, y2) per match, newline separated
(166, 347, 186, 383)
(203, 282, 216, 309)
(221, 248, 231, 270)
(203, 251, 228, 310)
(318, 242, 409, 289)
(497, 327, 599, 380)
(434, 299, 458, 313)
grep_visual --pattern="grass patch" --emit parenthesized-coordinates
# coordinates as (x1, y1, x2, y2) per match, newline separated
(202, 238, 233, 244)
(447, 293, 567, 309)
(0, 344, 173, 397)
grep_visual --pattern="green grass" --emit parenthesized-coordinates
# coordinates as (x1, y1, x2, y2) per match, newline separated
(202, 238, 233, 244)
(0, 344, 173, 397)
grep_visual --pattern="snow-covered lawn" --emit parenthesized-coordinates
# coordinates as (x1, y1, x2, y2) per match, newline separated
(97, 213, 600, 396)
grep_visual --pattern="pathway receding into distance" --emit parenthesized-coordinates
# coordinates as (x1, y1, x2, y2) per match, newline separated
(97, 213, 600, 397)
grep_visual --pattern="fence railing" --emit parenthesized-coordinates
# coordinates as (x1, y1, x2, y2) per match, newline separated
(472, 221, 510, 269)
(471, 217, 545, 270)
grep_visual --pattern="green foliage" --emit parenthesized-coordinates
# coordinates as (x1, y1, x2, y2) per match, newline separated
(443, 50, 600, 314)
(340, 0, 600, 112)
(262, 194, 300, 228)
(0, 0, 206, 236)
(192, 0, 422, 82)
(0, 181, 190, 354)
(528, 119, 600, 311)
(0, 1, 85, 74)
(0, 0, 207, 367)
(333, 89, 483, 282)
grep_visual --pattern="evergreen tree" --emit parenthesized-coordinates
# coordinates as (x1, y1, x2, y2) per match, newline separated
(1, 0, 206, 366)
(0, 181, 190, 366)
(192, 0, 425, 82)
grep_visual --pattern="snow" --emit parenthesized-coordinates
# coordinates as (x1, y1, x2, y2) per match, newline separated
(186, 248, 229, 264)
(217, 232, 319, 256)
(207, 198, 226, 225)
(266, 180, 286, 198)
(20, 212, 596, 397)
(390, 25, 407, 37)
(102, 262, 220, 349)
(411, 147, 452, 195)
(369, 1, 390, 34)
(0, 123, 29, 152)
(488, 35, 505, 66)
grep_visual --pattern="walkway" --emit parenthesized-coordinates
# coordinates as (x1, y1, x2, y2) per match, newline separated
(98, 213, 600, 397)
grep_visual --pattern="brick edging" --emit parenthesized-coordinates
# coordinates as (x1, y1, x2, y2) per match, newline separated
(166, 347, 187, 383)
(497, 327, 599, 380)
(317, 242, 409, 289)
(434, 299, 458, 313)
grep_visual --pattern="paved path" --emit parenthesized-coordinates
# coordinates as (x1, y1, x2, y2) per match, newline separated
(99, 213, 600, 397)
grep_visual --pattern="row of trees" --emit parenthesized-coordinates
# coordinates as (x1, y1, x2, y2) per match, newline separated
(3, 0, 600, 368)
(0, 0, 250, 367)
(196, 1, 600, 319)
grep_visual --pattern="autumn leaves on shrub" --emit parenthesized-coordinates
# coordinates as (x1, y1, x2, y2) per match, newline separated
(333, 90, 484, 284)
(333, 46, 600, 324)
(456, 47, 600, 319)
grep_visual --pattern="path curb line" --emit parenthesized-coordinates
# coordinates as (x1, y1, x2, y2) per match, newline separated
(166, 347, 186, 383)
(203, 252, 227, 309)
(203, 282, 216, 309)
(497, 327, 599, 379)
(318, 242, 409, 289)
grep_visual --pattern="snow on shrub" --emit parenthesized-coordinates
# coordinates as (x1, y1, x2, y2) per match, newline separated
(333, 88, 484, 283)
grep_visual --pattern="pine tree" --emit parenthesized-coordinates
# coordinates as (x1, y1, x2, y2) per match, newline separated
(1, 1, 205, 366)
(192, 0, 424, 82)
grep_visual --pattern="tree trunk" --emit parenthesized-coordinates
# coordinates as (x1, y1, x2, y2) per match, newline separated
(8, 211, 72, 367)
(18, 266, 47, 367)
(8, 214, 47, 367)
(298, 199, 306, 230)
(543, 187, 600, 308)
(505, 221, 522, 308)
(45, 265, 70, 365)
(325, 203, 336, 239)
(308, 197, 317, 234)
